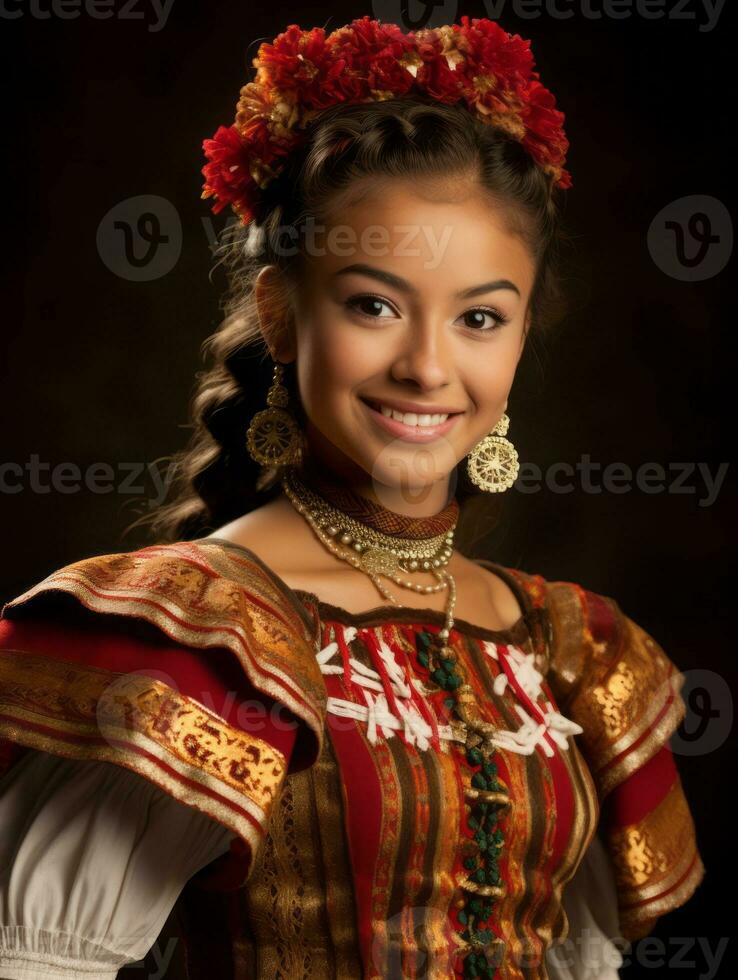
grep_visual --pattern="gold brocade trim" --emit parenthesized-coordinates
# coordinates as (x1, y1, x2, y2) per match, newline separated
(606, 777, 705, 933)
(607, 670, 685, 761)
(540, 735, 601, 949)
(241, 737, 365, 978)
(2, 542, 327, 761)
(540, 581, 587, 697)
(310, 735, 366, 976)
(0, 649, 288, 869)
(596, 677, 686, 797)
(544, 581, 689, 795)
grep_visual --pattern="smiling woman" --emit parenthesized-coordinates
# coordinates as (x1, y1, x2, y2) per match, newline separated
(267, 180, 534, 507)
(0, 14, 704, 980)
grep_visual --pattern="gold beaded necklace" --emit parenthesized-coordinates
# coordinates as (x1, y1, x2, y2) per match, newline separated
(280, 462, 513, 970)
(281, 464, 459, 657)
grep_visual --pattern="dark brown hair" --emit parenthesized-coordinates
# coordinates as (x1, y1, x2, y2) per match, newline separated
(127, 96, 572, 551)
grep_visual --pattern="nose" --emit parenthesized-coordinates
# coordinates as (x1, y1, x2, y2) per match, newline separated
(389, 317, 452, 392)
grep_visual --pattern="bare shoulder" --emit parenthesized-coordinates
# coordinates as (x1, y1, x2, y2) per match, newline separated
(205, 494, 336, 574)
(206, 498, 524, 630)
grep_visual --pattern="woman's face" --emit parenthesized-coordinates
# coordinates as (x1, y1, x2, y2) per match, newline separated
(262, 178, 535, 512)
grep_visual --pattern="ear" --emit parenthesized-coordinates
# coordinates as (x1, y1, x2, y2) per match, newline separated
(254, 265, 296, 363)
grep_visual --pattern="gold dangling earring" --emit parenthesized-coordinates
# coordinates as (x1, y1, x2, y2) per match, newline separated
(245, 360, 304, 469)
(466, 412, 519, 493)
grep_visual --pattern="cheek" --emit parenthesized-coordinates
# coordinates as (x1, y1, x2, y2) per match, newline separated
(295, 323, 366, 415)
(466, 340, 519, 405)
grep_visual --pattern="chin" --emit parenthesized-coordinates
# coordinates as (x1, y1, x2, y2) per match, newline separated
(368, 456, 456, 490)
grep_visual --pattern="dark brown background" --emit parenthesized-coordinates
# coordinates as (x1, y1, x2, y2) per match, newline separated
(2, 2, 732, 977)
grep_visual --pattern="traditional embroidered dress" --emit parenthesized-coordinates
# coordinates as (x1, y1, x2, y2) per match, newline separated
(0, 537, 704, 979)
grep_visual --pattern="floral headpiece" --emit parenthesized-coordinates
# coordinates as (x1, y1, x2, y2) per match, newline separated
(201, 15, 571, 226)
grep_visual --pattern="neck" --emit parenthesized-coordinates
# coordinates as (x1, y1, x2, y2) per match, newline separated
(299, 446, 454, 519)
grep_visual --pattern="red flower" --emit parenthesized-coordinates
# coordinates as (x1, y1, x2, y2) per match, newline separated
(413, 26, 465, 102)
(201, 17, 572, 224)
(456, 17, 534, 90)
(327, 16, 416, 99)
(520, 78, 569, 173)
(201, 125, 256, 219)
(255, 24, 368, 112)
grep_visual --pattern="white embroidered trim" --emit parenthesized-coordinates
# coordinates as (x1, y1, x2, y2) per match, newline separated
(315, 627, 583, 756)
(317, 625, 463, 748)
(482, 641, 583, 757)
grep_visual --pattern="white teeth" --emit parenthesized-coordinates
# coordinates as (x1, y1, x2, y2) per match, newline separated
(378, 404, 448, 426)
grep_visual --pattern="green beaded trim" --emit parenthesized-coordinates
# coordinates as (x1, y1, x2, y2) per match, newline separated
(415, 630, 507, 978)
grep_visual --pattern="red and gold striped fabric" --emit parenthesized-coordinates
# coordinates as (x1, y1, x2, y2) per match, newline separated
(535, 574, 705, 942)
(0, 539, 705, 978)
(0, 539, 328, 887)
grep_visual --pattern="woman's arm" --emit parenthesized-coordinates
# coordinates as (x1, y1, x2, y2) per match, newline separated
(0, 540, 327, 975)
(0, 749, 237, 980)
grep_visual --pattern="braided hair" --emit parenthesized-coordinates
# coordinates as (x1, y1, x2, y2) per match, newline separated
(128, 96, 572, 549)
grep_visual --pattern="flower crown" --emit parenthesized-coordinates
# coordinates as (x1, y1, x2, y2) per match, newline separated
(201, 15, 571, 227)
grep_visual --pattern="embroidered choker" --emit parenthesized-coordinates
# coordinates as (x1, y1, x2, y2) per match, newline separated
(294, 456, 459, 539)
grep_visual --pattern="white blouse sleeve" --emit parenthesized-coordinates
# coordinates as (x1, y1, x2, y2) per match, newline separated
(0, 749, 235, 980)
(545, 829, 625, 980)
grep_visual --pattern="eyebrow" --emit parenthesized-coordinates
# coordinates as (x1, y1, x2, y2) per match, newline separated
(333, 263, 521, 299)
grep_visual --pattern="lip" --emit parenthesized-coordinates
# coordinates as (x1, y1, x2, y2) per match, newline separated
(362, 396, 465, 416)
(361, 398, 462, 442)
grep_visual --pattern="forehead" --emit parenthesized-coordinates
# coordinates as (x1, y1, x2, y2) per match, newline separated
(307, 178, 535, 289)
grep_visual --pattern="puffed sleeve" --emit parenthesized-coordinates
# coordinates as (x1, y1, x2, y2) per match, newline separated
(0, 748, 235, 980)
(0, 539, 328, 891)
(543, 579, 706, 941)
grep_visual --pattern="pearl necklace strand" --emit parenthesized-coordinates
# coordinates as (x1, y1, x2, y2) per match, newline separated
(281, 466, 458, 651)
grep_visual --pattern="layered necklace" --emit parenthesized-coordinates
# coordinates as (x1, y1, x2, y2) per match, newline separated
(281, 461, 458, 633)
(280, 460, 511, 976)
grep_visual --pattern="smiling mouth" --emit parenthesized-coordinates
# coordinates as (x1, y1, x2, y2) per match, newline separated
(360, 397, 464, 420)
(359, 397, 464, 442)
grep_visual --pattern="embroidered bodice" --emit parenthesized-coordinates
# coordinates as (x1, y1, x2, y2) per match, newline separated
(0, 537, 705, 980)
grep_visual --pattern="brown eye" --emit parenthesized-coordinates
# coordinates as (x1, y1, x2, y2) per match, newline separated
(346, 295, 396, 319)
(460, 307, 510, 332)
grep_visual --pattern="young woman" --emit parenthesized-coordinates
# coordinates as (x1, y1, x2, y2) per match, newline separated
(0, 16, 704, 980)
